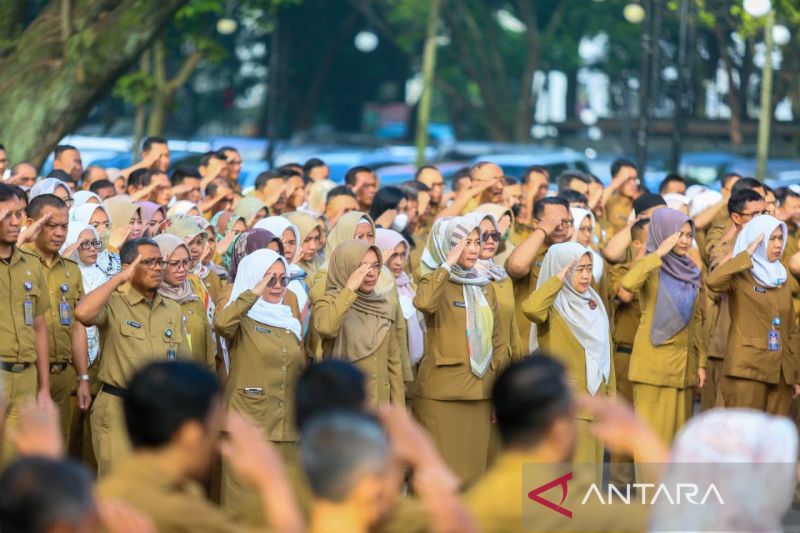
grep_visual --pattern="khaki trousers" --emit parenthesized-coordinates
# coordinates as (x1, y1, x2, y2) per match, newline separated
(721, 373, 792, 416)
(49, 364, 76, 442)
(1, 365, 37, 465)
(91, 390, 130, 477)
(700, 357, 725, 412)
(610, 348, 634, 486)
(632, 383, 692, 446)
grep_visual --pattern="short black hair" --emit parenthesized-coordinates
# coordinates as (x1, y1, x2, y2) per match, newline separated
(119, 237, 158, 265)
(89, 179, 114, 195)
(631, 217, 650, 241)
(369, 186, 407, 225)
(127, 168, 152, 190)
(295, 360, 366, 431)
(46, 169, 74, 184)
(142, 136, 167, 152)
(762, 183, 775, 197)
(610, 158, 636, 178)
(171, 166, 202, 186)
(730, 177, 764, 196)
(326, 185, 356, 203)
(728, 188, 764, 216)
(200, 151, 226, 168)
(658, 174, 686, 194)
(402, 180, 430, 193)
(533, 196, 569, 220)
(10, 186, 27, 206)
(414, 165, 439, 180)
(303, 157, 326, 174)
(26, 194, 67, 219)
(776, 186, 800, 206)
(254, 170, 282, 191)
(504, 175, 519, 186)
(493, 353, 573, 447)
(344, 166, 373, 187)
(218, 145, 239, 155)
(557, 189, 588, 206)
(721, 172, 742, 190)
(399, 184, 419, 201)
(556, 171, 591, 193)
(125, 361, 220, 448)
(54, 145, 78, 160)
(0, 457, 95, 533)
(0, 183, 17, 203)
(277, 165, 303, 179)
(521, 165, 548, 185)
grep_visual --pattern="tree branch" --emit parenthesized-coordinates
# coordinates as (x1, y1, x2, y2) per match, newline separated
(167, 49, 203, 93)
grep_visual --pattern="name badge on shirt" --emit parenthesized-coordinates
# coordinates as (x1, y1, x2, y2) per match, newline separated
(754, 286, 767, 294)
(58, 283, 71, 325)
(126, 320, 142, 329)
(255, 326, 272, 334)
(23, 301, 33, 326)
(453, 301, 466, 309)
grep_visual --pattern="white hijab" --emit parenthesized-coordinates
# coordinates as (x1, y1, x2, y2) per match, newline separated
(536, 242, 611, 395)
(72, 190, 101, 209)
(60, 222, 107, 291)
(253, 215, 309, 311)
(30, 178, 72, 200)
(167, 200, 199, 217)
(733, 215, 787, 288)
(226, 249, 302, 341)
(569, 207, 604, 284)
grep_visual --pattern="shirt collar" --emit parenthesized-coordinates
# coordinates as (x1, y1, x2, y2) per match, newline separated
(21, 243, 64, 269)
(120, 283, 165, 307)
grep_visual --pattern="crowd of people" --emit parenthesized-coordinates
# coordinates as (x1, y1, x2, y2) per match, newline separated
(0, 138, 798, 532)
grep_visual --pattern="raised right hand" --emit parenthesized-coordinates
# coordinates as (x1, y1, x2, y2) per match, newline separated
(117, 254, 142, 283)
(108, 224, 132, 251)
(17, 213, 51, 246)
(253, 272, 275, 295)
(556, 259, 578, 281)
(655, 232, 681, 258)
(445, 237, 467, 267)
(746, 234, 764, 257)
(345, 263, 372, 291)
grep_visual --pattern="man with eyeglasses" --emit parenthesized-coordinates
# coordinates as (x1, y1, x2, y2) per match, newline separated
(506, 196, 573, 352)
(75, 237, 189, 475)
(20, 194, 91, 445)
(701, 187, 767, 413)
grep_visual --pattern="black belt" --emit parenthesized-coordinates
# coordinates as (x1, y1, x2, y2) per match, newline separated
(50, 362, 69, 374)
(0, 361, 31, 373)
(101, 383, 127, 399)
(616, 345, 633, 354)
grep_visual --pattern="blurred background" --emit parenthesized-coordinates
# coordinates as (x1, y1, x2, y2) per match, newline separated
(0, 0, 798, 190)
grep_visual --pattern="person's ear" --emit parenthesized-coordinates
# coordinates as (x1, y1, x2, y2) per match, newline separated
(350, 474, 388, 524)
(175, 420, 206, 451)
(731, 213, 742, 227)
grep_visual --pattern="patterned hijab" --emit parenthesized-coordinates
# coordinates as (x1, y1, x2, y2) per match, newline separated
(464, 211, 507, 282)
(228, 229, 283, 282)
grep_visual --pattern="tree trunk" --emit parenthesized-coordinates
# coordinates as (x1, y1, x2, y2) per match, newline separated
(0, 0, 189, 168)
(714, 24, 743, 145)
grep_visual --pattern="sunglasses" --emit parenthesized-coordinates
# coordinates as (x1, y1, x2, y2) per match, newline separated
(482, 230, 502, 242)
(266, 275, 289, 288)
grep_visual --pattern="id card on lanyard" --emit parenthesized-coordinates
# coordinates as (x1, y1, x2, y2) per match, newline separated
(23, 281, 33, 326)
(58, 283, 71, 326)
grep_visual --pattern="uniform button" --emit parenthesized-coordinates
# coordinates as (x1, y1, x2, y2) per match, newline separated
(280, 384, 285, 390)
(279, 401, 284, 407)
(281, 365, 286, 372)
(281, 348, 287, 353)
(384, 383, 389, 388)
(371, 373, 376, 379)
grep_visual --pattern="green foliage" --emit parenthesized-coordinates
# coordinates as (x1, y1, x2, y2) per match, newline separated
(113, 71, 156, 106)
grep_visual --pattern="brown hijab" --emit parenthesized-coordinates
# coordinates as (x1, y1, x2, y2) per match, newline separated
(324, 239, 394, 360)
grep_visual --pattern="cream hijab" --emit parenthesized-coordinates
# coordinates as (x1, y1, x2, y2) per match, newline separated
(284, 211, 324, 276)
(324, 240, 394, 360)
(152, 234, 198, 304)
(104, 197, 141, 229)
(536, 242, 611, 395)
(569, 207, 604, 284)
(226, 249, 302, 341)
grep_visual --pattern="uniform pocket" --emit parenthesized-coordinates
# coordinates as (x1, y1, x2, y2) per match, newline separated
(434, 356, 463, 367)
(120, 321, 146, 340)
(229, 388, 269, 421)
(741, 335, 768, 350)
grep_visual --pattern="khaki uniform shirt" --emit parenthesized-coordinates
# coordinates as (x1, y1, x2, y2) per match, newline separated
(508, 245, 548, 353)
(604, 193, 633, 237)
(412, 267, 508, 401)
(97, 454, 256, 533)
(492, 277, 524, 362)
(0, 247, 50, 362)
(621, 253, 705, 388)
(95, 284, 189, 388)
(706, 251, 800, 384)
(215, 290, 306, 443)
(607, 262, 641, 348)
(22, 245, 84, 364)
(180, 298, 216, 371)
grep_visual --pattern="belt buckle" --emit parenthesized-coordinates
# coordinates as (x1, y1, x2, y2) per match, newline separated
(11, 363, 24, 373)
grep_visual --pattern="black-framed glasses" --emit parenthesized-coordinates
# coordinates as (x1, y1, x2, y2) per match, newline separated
(482, 230, 502, 242)
(738, 209, 769, 218)
(78, 240, 102, 250)
(139, 258, 166, 269)
(166, 258, 192, 270)
(266, 275, 289, 288)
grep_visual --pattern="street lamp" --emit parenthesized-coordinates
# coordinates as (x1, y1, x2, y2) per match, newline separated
(744, 0, 773, 181)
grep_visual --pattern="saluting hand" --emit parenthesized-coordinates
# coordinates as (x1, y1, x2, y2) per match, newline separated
(445, 237, 467, 267)
(253, 272, 275, 295)
(655, 231, 681, 258)
(108, 224, 132, 251)
(746, 234, 764, 257)
(117, 254, 142, 284)
(17, 213, 52, 246)
(556, 259, 578, 281)
(345, 263, 372, 291)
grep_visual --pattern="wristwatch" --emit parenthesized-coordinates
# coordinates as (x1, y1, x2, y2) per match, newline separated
(76, 374, 90, 382)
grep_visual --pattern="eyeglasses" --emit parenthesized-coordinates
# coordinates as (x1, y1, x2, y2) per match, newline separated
(166, 258, 192, 270)
(738, 210, 768, 218)
(139, 258, 166, 269)
(62, 198, 74, 208)
(360, 262, 382, 273)
(482, 230, 502, 242)
(266, 275, 289, 288)
(78, 240, 102, 250)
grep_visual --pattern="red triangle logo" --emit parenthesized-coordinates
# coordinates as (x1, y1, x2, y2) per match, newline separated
(527, 471, 573, 519)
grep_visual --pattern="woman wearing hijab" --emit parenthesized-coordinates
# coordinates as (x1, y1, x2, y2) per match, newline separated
(30, 178, 73, 205)
(103, 196, 144, 252)
(376, 228, 424, 370)
(71, 203, 120, 278)
(284, 211, 324, 278)
(705, 215, 800, 414)
(413, 217, 507, 485)
(571, 207, 604, 285)
(233, 196, 269, 227)
(166, 200, 200, 218)
(522, 242, 614, 472)
(72, 190, 101, 208)
(164, 214, 223, 307)
(651, 409, 797, 532)
(190, 216, 228, 303)
(313, 240, 404, 406)
(254, 216, 311, 331)
(153, 234, 216, 371)
(467, 210, 524, 363)
(138, 201, 167, 238)
(621, 207, 704, 445)
(214, 249, 306, 507)
(210, 210, 248, 269)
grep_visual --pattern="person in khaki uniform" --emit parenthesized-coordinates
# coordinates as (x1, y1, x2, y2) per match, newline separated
(0, 184, 53, 464)
(706, 215, 800, 414)
(152, 234, 215, 371)
(413, 217, 508, 485)
(97, 361, 304, 533)
(22, 194, 92, 441)
(621, 208, 705, 447)
(75, 237, 189, 476)
(522, 242, 614, 478)
(214, 249, 308, 513)
(600, 159, 639, 238)
(506, 197, 572, 353)
(313, 240, 404, 406)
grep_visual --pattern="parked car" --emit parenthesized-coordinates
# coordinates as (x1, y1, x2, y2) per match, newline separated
(470, 149, 591, 182)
